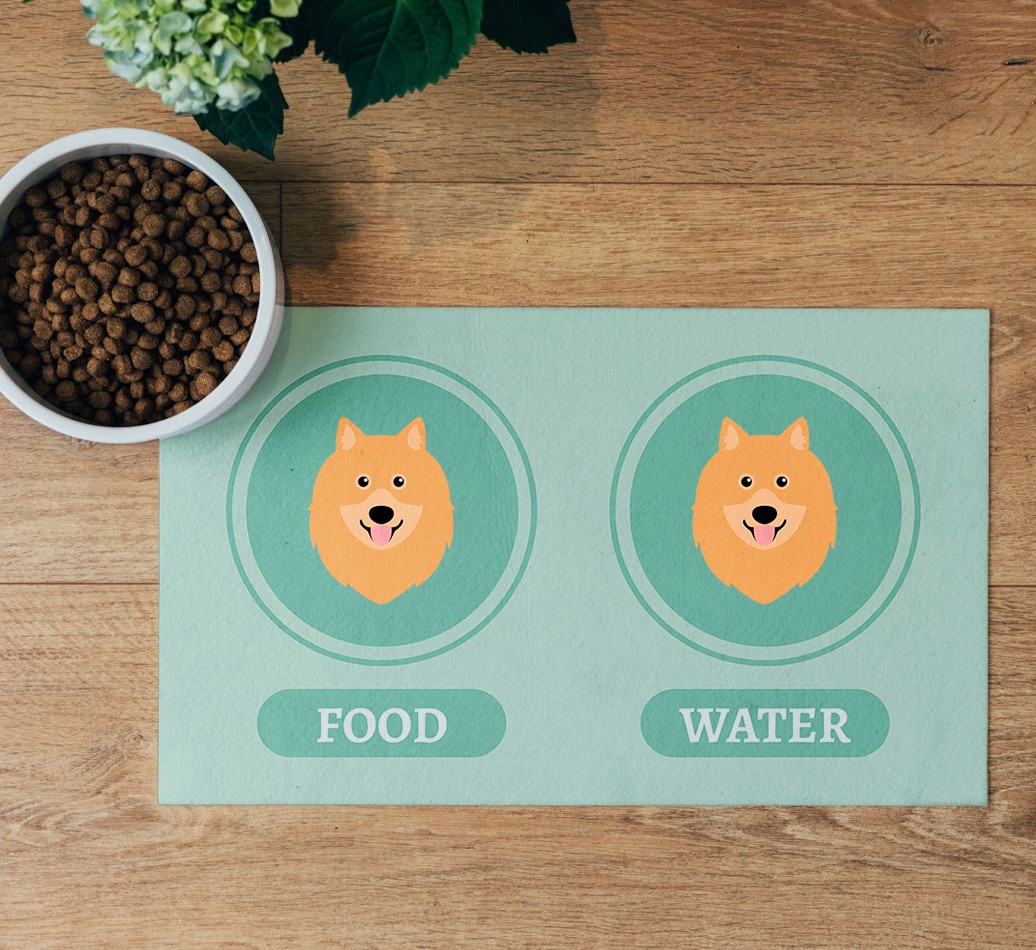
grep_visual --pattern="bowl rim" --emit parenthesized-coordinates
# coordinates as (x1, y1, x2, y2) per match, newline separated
(0, 127, 281, 444)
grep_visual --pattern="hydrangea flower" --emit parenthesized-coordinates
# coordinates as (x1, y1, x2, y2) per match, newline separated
(82, 0, 300, 115)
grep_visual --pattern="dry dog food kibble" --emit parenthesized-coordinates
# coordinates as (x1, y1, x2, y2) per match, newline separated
(0, 155, 260, 426)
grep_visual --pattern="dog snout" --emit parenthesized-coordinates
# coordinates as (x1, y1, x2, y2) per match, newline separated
(751, 505, 778, 525)
(368, 505, 395, 524)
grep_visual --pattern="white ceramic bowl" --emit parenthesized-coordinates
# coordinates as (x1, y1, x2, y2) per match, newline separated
(0, 128, 283, 443)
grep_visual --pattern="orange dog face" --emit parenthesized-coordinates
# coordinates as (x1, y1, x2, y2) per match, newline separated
(309, 417, 454, 604)
(692, 418, 837, 604)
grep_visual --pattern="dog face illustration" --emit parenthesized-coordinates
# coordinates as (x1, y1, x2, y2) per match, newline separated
(309, 417, 454, 604)
(692, 418, 837, 604)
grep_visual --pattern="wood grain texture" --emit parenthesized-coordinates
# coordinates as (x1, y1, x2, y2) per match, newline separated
(2, 0, 1035, 946)
(1, 1, 1034, 184)
(2, 584, 1034, 949)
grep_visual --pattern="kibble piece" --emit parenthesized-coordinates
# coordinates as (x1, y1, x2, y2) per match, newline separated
(94, 192, 117, 215)
(110, 283, 135, 305)
(211, 339, 235, 362)
(124, 244, 147, 267)
(25, 186, 48, 208)
(74, 276, 99, 301)
(162, 180, 184, 203)
(130, 301, 155, 323)
(184, 191, 209, 217)
(20, 353, 43, 377)
(174, 295, 197, 318)
(117, 267, 140, 287)
(60, 162, 85, 184)
(191, 372, 219, 400)
(130, 347, 153, 370)
(170, 255, 191, 277)
(184, 349, 211, 373)
(199, 326, 222, 348)
(218, 315, 239, 336)
(141, 214, 165, 238)
(90, 261, 118, 287)
(136, 281, 159, 302)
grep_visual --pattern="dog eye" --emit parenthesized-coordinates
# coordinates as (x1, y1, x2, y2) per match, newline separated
(356, 475, 370, 488)
(740, 475, 753, 488)
(393, 475, 405, 488)
(776, 475, 788, 488)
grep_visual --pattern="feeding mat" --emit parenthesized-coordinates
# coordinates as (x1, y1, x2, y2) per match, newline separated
(159, 307, 988, 804)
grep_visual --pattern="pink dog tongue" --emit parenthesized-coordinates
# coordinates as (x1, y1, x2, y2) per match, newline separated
(754, 524, 776, 546)
(370, 523, 393, 546)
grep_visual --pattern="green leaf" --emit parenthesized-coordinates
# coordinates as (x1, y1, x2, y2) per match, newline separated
(311, 0, 483, 118)
(481, 0, 575, 54)
(275, 0, 315, 62)
(193, 72, 288, 161)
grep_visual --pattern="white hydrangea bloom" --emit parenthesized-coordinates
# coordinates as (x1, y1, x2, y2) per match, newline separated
(82, 0, 298, 115)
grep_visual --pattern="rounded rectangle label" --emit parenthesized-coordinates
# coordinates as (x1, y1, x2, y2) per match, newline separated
(642, 689, 888, 757)
(258, 689, 506, 757)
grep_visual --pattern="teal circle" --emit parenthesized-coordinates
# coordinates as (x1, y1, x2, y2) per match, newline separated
(228, 357, 536, 665)
(611, 357, 920, 665)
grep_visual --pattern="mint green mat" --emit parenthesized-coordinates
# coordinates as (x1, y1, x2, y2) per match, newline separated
(159, 307, 988, 804)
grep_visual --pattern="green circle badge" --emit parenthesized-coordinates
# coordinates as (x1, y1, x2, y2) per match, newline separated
(228, 357, 536, 665)
(611, 357, 919, 664)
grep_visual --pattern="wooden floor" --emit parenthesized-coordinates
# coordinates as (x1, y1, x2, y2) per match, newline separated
(2, 1, 1034, 946)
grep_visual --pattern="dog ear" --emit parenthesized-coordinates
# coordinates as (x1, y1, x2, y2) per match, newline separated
(400, 417, 426, 451)
(720, 418, 747, 451)
(336, 417, 363, 451)
(783, 418, 809, 451)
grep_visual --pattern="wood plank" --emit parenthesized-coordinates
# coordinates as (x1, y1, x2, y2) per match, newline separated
(3, 183, 1031, 585)
(2, 1, 1034, 185)
(284, 182, 1036, 583)
(1, 583, 1031, 948)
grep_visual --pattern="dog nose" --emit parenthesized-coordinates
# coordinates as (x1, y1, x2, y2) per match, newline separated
(368, 505, 395, 525)
(752, 505, 778, 525)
